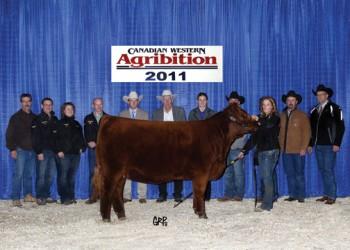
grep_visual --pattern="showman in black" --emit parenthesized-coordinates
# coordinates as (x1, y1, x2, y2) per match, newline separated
(309, 84, 345, 205)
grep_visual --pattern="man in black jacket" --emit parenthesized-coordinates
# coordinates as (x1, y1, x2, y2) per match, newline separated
(84, 97, 107, 204)
(308, 84, 345, 205)
(6, 93, 37, 207)
(32, 97, 58, 205)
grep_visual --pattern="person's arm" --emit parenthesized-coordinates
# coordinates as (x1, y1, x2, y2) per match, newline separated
(55, 122, 65, 157)
(180, 107, 186, 121)
(84, 115, 96, 148)
(333, 106, 345, 147)
(31, 117, 43, 155)
(300, 113, 311, 155)
(78, 123, 87, 153)
(188, 110, 195, 121)
(6, 115, 17, 159)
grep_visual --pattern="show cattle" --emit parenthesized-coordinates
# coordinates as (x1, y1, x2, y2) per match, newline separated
(95, 103, 257, 221)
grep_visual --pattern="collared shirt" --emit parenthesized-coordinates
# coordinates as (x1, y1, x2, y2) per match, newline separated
(163, 109, 174, 121)
(318, 100, 329, 114)
(93, 112, 103, 124)
(129, 108, 137, 119)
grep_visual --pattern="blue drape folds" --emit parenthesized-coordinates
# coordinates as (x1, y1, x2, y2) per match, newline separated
(1, 0, 349, 199)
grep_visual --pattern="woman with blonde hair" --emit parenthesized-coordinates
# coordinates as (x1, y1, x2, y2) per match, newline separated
(238, 96, 280, 211)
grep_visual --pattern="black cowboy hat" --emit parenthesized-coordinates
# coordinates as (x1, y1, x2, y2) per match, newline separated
(312, 84, 333, 98)
(282, 90, 302, 104)
(225, 91, 245, 104)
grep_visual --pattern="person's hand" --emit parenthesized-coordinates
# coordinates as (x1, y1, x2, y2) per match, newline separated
(38, 153, 44, 161)
(88, 142, 96, 149)
(10, 150, 17, 159)
(251, 115, 259, 121)
(307, 146, 313, 154)
(300, 149, 306, 156)
(237, 152, 245, 159)
(333, 145, 340, 153)
(58, 152, 64, 158)
(80, 149, 82, 154)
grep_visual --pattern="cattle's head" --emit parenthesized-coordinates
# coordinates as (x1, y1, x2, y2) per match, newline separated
(223, 103, 257, 135)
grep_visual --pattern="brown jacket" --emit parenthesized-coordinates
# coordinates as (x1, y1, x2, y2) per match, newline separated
(279, 108, 311, 154)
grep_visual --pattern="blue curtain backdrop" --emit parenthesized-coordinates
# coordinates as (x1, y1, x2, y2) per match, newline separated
(1, 0, 349, 199)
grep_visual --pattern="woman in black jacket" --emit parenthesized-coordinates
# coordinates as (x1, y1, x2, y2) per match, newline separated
(238, 96, 280, 212)
(56, 102, 86, 205)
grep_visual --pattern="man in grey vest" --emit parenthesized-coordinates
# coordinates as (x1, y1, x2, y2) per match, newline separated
(152, 90, 186, 203)
(119, 91, 149, 203)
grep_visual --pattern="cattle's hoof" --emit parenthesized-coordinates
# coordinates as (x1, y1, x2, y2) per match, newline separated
(102, 218, 111, 223)
(118, 216, 126, 221)
(194, 210, 199, 215)
(198, 214, 208, 219)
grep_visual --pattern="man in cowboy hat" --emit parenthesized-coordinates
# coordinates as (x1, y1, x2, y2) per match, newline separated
(153, 89, 186, 202)
(218, 91, 248, 202)
(309, 84, 345, 205)
(188, 92, 216, 201)
(119, 91, 149, 203)
(279, 90, 311, 203)
(84, 97, 108, 204)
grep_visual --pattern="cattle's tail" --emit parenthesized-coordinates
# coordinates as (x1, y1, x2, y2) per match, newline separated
(91, 164, 102, 200)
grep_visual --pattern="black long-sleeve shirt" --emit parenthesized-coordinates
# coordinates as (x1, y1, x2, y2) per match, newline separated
(309, 101, 345, 147)
(31, 111, 58, 154)
(55, 116, 86, 154)
(6, 109, 36, 151)
(243, 113, 280, 153)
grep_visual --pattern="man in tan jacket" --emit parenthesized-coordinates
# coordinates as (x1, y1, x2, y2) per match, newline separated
(279, 91, 311, 203)
(119, 91, 148, 203)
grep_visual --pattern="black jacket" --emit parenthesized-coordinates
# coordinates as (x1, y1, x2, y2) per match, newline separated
(6, 109, 36, 151)
(84, 112, 107, 144)
(55, 117, 86, 154)
(188, 107, 216, 121)
(31, 111, 59, 154)
(243, 113, 280, 153)
(310, 101, 345, 147)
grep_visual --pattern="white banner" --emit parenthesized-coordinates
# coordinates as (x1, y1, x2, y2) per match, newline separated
(111, 46, 223, 82)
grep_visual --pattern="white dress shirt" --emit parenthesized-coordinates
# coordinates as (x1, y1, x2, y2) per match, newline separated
(163, 109, 174, 121)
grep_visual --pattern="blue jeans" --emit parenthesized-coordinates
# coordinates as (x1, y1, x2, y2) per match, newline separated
(282, 153, 305, 199)
(88, 148, 96, 197)
(223, 149, 245, 198)
(258, 149, 279, 210)
(11, 148, 36, 200)
(315, 145, 337, 199)
(57, 154, 81, 202)
(36, 150, 57, 199)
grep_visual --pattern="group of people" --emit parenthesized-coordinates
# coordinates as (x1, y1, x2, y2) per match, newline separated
(5, 84, 345, 212)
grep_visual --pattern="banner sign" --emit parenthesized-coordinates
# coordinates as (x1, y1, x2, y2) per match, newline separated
(111, 46, 223, 82)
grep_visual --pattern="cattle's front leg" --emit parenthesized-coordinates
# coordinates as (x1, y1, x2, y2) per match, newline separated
(112, 176, 126, 220)
(193, 178, 208, 219)
(100, 179, 112, 222)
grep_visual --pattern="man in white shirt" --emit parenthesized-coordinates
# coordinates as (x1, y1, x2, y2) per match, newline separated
(152, 90, 186, 202)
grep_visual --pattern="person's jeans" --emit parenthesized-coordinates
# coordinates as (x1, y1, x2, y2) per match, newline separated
(315, 145, 337, 199)
(159, 181, 183, 199)
(87, 148, 96, 198)
(57, 154, 81, 202)
(36, 150, 56, 199)
(223, 149, 245, 198)
(258, 149, 280, 210)
(282, 153, 305, 199)
(124, 180, 147, 200)
(11, 148, 36, 200)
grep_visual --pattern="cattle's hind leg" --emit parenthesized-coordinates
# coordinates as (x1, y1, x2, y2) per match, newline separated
(112, 176, 126, 220)
(100, 178, 112, 222)
(192, 177, 208, 219)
